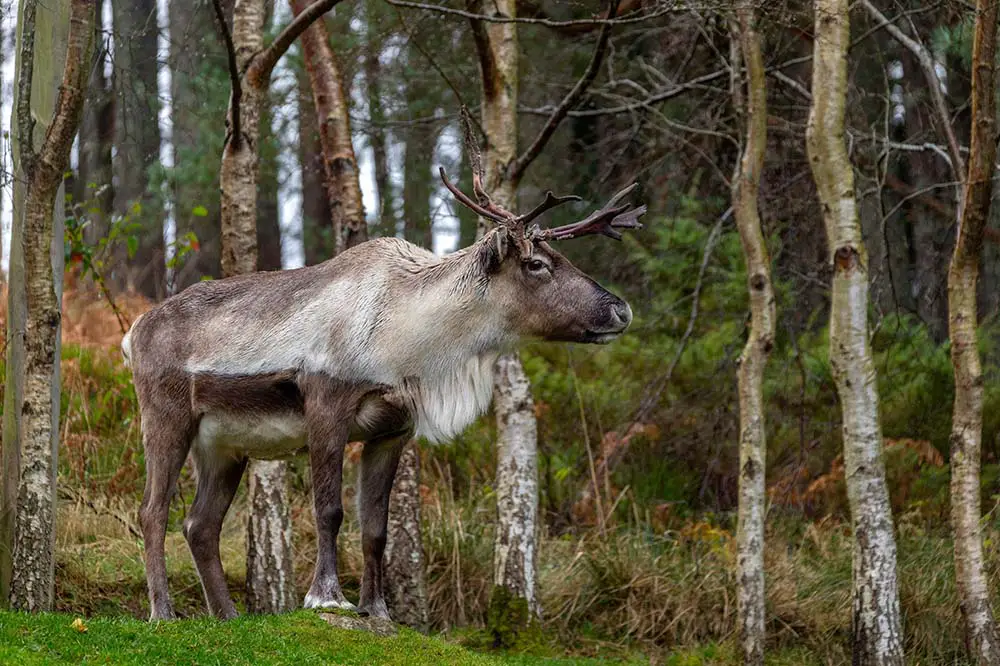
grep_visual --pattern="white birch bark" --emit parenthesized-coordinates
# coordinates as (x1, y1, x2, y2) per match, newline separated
(471, 0, 541, 628)
(948, 0, 1000, 662)
(4, 0, 91, 611)
(218, 0, 295, 614)
(731, 6, 774, 664)
(805, 0, 904, 662)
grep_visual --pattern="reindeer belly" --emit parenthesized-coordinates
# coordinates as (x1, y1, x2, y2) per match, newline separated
(196, 411, 308, 460)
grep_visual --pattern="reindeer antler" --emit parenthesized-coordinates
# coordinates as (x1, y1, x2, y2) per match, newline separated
(530, 183, 646, 242)
(440, 105, 645, 243)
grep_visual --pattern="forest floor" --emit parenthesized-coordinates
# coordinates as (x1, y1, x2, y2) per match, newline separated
(0, 609, 625, 665)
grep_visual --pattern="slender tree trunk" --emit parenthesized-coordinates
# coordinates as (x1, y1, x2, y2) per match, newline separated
(292, 0, 366, 253)
(220, 0, 293, 615)
(364, 20, 393, 236)
(78, 0, 113, 248)
(3, 0, 93, 611)
(383, 441, 428, 630)
(257, 102, 283, 271)
(731, 7, 774, 664)
(297, 68, 333, 264)
(112, 0, 164, 298)
(949, 0, 1000, 662)
(806, 0, 904, 662)
(469, 2, 541, 640)
(171, 0, 225, 288)
(219, 0, 344, 613)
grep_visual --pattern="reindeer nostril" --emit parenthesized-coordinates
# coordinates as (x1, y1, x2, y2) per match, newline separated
(613, 301, 632, 328)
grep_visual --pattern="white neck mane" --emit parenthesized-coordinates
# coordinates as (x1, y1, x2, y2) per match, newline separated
(407, 351, 498, 443)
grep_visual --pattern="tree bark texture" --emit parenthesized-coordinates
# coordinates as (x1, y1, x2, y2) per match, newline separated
(292, 0, 367, 253)
(4, 0, 92, 611)
(470, 0, 542, 632)
(112, 0, 164, 299)
(245, 459, 295, 613)
(805, 0, 904, 662)
(948, 0, 1000, 662)
(383, 441, 429, 630)
(731, 7, 774, 665)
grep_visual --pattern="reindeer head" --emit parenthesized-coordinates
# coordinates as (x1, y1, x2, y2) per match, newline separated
(440, 166, 645, 345)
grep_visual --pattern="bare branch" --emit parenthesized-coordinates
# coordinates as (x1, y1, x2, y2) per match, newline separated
(15, 0, 38, 169)
(248, 0, 343, 84)
(509, 0, 619, 181)
(38, 0, 94, 177)
(211, 0, 242, 149)
(385, 0, 675, 28)
(861, 0, 965, 189)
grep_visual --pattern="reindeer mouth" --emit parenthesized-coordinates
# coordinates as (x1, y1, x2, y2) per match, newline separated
(581, 329, 625, 344)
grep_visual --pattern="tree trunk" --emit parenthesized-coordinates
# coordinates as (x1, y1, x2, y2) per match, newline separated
(363, 19, 393, 236)
(3, 0, 92, 611)
(731, 7, 774, 664)
(469, 0, 541, 644)
(78, 0, 113, 248)
(257, 102, 283, 272)
(220, 0, 293, 615)
(219, 0, 344, 613)
(805, 0, 904, 662)
(292, 0, 367, 253)
(170, 0, 224, 288)
(948, 0, 1000, 662)
(112, 0, 164, 299)
(383, 441, 428, 630)
(297, 68, 333, 265)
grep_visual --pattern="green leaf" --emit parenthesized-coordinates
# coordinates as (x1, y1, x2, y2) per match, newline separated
(192, 205, 209, 217)
(126, 236, 139, 259)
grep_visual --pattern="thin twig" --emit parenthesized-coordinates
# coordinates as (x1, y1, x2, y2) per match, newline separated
(211, 0, 242, 149)
(510, 0, 620, 181)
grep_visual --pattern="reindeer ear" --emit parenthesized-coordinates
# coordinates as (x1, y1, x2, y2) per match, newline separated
(477, 227, 512, 273)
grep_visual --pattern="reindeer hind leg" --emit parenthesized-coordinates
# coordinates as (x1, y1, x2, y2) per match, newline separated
(184, 445, 247, 619)
(139, 411, 193, 621)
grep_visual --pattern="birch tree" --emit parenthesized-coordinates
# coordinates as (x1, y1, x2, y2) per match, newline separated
(2, 0, 93, 610)
(466, 0, 617, 643)
(948, 0, 1000, 661)
(212, 0, 343, 614)
(731, 5, 774, 663)
(805, 0, 904, 661)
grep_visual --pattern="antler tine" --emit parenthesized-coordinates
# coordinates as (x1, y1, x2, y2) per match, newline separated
(439, 167, 509, 225)
(516, 191, 582, 227)
(532, 183, 646, 242)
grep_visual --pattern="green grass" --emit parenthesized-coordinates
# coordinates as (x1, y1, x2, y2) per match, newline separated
(0, 610, 623, 666)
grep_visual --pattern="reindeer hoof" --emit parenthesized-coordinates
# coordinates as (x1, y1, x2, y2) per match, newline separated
(357, 598, 391, 621)
(304, 594, 357, 612)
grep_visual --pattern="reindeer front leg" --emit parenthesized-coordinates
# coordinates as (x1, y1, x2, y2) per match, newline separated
(303, 389, 354, 611)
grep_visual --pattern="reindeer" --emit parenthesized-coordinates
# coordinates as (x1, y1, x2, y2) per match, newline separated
(122, 166, 644, 622)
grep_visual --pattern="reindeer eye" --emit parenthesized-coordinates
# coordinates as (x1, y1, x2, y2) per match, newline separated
(526, 258, 550, 273)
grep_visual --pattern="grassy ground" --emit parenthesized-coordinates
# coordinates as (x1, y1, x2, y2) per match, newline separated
(0, 610, 625, 666)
